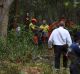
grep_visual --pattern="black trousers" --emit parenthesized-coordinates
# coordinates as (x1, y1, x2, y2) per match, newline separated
(54, 45, 68, 69)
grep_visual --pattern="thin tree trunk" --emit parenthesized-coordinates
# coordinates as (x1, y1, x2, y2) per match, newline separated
(12, 0, 19, 30)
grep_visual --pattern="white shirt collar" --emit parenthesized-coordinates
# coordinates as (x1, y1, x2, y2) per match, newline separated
(59, 26, 64, 29)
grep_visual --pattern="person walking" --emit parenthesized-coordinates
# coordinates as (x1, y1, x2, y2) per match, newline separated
(48, 21, 72, 73)
(40, 19, 49, 43)
(29, 18, 39, 46)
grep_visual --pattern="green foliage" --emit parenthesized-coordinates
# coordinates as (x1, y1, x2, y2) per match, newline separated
(0, 37, 8, 60)
(0, 28, 34, 63)
(9, 0, 80, 25)
(7, 30, 34, 62)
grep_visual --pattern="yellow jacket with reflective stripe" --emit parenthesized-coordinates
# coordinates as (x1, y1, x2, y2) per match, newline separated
(40, 24, 49, 32)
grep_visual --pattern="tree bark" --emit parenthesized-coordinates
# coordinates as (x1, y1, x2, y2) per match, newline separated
(0, 0, 14, 37)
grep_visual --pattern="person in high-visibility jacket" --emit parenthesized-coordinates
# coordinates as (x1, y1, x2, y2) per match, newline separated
(29, 18, 37, 32)
(29, 18, 39, 45)
(40, 20, 49, 43)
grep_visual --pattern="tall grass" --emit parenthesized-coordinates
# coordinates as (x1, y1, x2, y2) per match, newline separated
(0, 30, 35, 63)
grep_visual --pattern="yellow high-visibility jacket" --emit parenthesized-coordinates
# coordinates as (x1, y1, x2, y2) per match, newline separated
(40, 24, 49, 32)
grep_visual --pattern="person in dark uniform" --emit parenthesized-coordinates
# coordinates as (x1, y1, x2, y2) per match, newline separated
(68, 41, 80, 74)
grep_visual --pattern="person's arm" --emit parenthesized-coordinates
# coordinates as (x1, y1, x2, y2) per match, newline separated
(66, 31, 72, 47)
(48, 32, 54, 49)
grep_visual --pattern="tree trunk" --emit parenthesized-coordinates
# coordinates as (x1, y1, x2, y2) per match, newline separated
(0, 0, 14, 37)
(0, 8, 9, 37)
(12, 0, 19, 30)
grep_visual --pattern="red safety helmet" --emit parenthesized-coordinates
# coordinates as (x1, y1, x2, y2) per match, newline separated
(31, 18, 37, 23)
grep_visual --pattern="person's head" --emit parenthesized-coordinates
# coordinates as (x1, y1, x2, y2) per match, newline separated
(31, 18, 37, 24)
(59, 20, 65, 27)
(42, 20, 46, 25)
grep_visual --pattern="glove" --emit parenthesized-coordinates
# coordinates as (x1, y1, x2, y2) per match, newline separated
(66, 48, 72, 57)
(68, 48, 72, 52)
